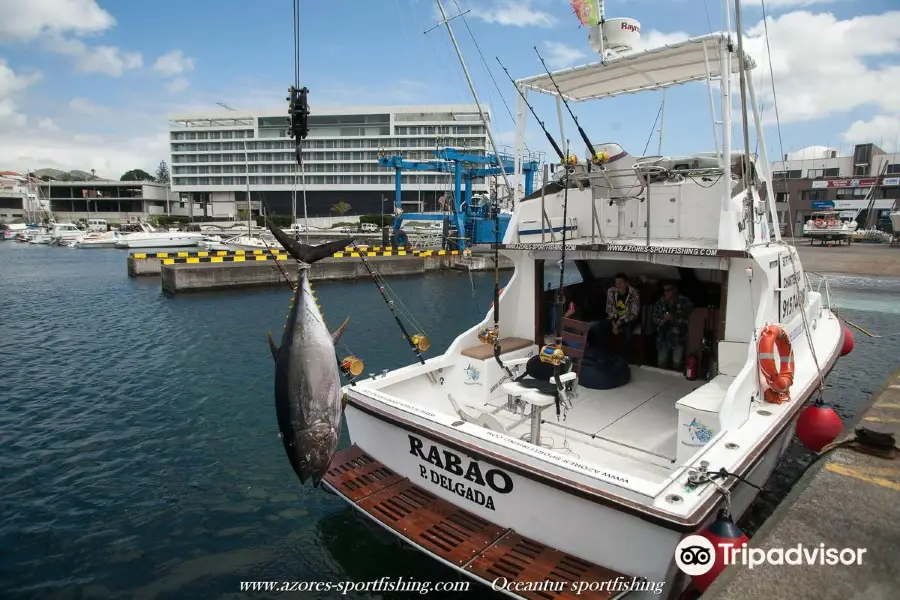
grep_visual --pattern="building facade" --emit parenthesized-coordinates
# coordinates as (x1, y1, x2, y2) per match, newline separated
(168, 104, 492, 219)
(770, 143, 900, 234)
(41, 180, 174, 223)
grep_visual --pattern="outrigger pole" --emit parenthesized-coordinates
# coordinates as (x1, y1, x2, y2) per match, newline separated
(497, 57, 568, 164)
(533, 47, 607, 168)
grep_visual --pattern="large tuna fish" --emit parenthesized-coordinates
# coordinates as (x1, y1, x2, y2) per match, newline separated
(264, 221, 355, 487)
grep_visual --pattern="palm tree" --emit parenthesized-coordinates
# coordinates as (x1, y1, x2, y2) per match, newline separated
(330, 201, 351, 216)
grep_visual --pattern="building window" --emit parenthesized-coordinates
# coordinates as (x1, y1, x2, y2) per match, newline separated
(887, 163, 900, 175)
(853, 165, 868, 176)
(802, 190, 827, 201)
(775, 192, 788, 203)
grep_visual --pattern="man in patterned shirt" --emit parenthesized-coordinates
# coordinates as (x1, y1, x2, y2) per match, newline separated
(652, 280, 693, 371)
(591, 272, 640, 359)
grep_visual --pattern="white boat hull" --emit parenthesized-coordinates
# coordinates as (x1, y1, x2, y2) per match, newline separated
(338, 398, 808, 599)
(115, 234, 204, 249)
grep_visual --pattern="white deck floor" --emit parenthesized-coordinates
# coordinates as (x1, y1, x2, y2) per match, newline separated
(466, 367, 706, 483)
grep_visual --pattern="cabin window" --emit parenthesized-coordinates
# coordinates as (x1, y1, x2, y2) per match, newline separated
(543, 260, 582, 290)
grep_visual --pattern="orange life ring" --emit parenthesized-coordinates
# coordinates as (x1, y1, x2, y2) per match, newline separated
(758, 324, 795, 404)
(814, 218, 824, 227)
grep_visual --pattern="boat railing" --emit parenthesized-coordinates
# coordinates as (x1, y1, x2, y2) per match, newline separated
(808, 271, 835, 312)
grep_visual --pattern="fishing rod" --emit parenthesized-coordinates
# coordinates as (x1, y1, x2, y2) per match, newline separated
(533, 46, 605, 168)
(496, 56, 569, 166)
(485, 191, 515, 379)
(535, 139, 573, 419)
(351, 242, 427, 366)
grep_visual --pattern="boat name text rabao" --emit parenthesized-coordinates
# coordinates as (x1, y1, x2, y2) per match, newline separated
(409, 435, 513, 511)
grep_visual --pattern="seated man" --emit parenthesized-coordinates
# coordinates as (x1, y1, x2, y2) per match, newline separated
(590, 272, 640, 358)
(651, 280, 693, 371)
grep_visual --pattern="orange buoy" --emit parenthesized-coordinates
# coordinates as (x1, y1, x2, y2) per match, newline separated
(840, 326, 854, 357)
(758, 324, 795, 404)
(796, 398, 843, 452)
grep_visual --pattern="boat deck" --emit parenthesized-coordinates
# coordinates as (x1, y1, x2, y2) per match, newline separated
(460, 367, 708, 482)
(323, 445, 640, 600)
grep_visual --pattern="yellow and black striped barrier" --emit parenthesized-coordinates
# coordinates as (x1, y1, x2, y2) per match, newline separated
(130, 247, 460, 261)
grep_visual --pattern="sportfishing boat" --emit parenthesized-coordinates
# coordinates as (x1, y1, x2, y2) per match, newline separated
(802, 210, 858, 245)
(72, 231, 121, 249)
(323, 2, 851, 599)
(49, 222, 86, 245)
(113, 222, 205, 249)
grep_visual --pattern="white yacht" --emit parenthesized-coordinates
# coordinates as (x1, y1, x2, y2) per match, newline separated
(802, 210, 858, 245)
(49, 222, 85, 245)
(114, 222, 205, 249)
(73, 231, 121, 249)
(322, 5, 849, 600)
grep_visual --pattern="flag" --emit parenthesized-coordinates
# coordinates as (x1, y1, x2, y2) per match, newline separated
(571, 0, 600, 27)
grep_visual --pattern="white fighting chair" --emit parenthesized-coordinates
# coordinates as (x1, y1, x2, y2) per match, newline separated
(589, 142, 647, 202)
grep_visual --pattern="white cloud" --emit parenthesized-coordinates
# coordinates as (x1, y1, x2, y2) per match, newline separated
(744, 0, 844, 9)
(841, 116, 900, 152)
(38, 117, 57, 131)
(43, 35, 143, 76)
(741, 10, 900, 125)
(542, 41, 588, 69)
(0, 121, 169, 178)
(165, 78, 190, 94)
(153, 50, 195, 76)
(0, 59, 41, 127)
(0, 0, 115, 42)
(1, 0, 141, 76)
(469, 0, 556, 28)
(68, 97, 106, 116)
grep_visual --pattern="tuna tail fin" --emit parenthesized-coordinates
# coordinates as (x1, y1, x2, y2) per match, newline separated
(331, 316, 350, 345)
(267, 330, 280, 361)
(259, 194, 355, 263)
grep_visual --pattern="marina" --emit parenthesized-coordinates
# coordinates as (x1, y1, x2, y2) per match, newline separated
(2, 0, 900, 598)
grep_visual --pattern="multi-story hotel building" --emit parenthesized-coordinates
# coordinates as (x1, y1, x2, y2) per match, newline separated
(770, 143, 900, 234)
(168, 104, 493, 219)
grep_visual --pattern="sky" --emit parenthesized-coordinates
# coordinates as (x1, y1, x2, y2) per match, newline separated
(1, 0, 899, 179)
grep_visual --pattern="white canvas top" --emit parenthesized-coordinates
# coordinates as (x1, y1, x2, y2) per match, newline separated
(516, 32, 756, 102)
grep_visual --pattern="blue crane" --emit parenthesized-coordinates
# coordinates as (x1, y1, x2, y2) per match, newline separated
(377, 147, 539, 251)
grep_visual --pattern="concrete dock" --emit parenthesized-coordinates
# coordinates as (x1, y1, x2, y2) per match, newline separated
(154, 253, 465, 294)
(702, 367, 900, 600)
(793, 240, 900, 278)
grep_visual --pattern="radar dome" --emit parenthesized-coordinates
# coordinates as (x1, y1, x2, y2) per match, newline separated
(589, 18, 641, 58)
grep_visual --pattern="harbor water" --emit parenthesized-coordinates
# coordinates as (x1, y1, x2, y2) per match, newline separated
(2, 242, 899, 599)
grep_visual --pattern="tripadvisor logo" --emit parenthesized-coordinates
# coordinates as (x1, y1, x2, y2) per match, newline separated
(675, 535, 867, 575)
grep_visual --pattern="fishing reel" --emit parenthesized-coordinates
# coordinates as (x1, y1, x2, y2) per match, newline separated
(591, 150, 610, 165)
(340, 355, 364, 377)
(411, 334, 430, 352)
(562, 154, 578, 174)
(539, 343, 567, 367)
(478, 327, 499, 345)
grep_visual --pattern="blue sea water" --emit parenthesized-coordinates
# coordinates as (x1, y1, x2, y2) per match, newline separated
(1, 242, 898, 600)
